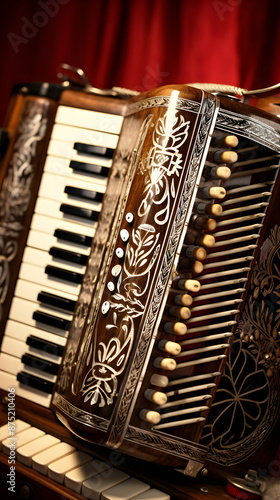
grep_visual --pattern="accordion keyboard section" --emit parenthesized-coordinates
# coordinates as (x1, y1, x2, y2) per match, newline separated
(135, 133, 280, 442)
(0, 105, 123, 408)
(0, 419, 170, 499)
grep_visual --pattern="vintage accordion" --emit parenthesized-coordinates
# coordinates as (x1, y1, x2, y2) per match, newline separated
(1, 77, 280, 483)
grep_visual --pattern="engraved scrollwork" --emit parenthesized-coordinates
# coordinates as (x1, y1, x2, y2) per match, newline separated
(138, 114, 190, 225)
(127, 95, 200, 116)
(125, 426, 207, 463)
(201, 226, 280, 465)
(0, 101, 47, 319)
(81, 108, 191, 409)
(217, 110, 280, 152)
(53, 393, 109, 431)
(81, 314, 134, 407)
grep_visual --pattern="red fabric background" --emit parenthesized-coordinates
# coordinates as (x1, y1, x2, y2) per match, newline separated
(0, 0, 280, 125)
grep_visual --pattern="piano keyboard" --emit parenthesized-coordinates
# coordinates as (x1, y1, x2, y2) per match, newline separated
(0, 420, 170, 499)
(0, 104, 124, 407)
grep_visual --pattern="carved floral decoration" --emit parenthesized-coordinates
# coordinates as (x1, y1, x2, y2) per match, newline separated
(81, 110, 190, 408)
(201, 225, 280, 463)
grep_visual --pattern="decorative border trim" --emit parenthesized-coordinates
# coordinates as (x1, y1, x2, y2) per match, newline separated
(108, 95, 217, 447)
(217, 109, 280, 152)
(125, 426, 208, 463)
(52, 393, 109, 431)
(0, 101, 47, 321)
(127, 95, 201, 116)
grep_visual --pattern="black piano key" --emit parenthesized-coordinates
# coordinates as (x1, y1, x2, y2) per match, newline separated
(64, 185, 104, 202)
(32, 310, 71, 330)
(17, 371, 54, 394)
(21, 353, 59, 375)
(69, 160, 109, 177)
(45, 264, 83, 284)
(54, 228, 92, 247)
(73, 142, 114, 158)
(49, 246, 88, 266)
(60, 203, 99, 221)
(37, 290, 76, 312)
(26, 335, 64, 357)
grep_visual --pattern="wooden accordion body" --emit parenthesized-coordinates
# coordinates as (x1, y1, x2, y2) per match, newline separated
(1, 81, 280, 489)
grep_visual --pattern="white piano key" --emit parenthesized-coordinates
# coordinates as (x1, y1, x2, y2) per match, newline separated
(27, 229, 90, 255)
(44, 155, 109, 181)
(82, 468, 130, 500)
(19, 262, 81, 297)
(39, 171, 106, 202)
(52, 123, 119, 149)
(133, 489, 170, 500)
(47, 139, 113, 166)
(17, 434, 60, 467)
(0, 371, 52, 407)
(48, 450, 92, 484)
(14, 278, 78, 307)
(35, 197, 99, 228)
(65, 458, 111, 493)
(101, 477, 150, 500)
(55, 106, 123, 134)
(32, 442, 76, 475)
(0, 352, 57, 382)
(0, 420, 30, 444)
(9, 297, 73, 331)
(31, 213, 95, 238)
(2, 426, 45, 455)
(22, 246, 86, 274)
(5, 319, 67, 348)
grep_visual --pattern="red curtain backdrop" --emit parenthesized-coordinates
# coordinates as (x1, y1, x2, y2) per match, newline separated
(0, 0, 280, 124)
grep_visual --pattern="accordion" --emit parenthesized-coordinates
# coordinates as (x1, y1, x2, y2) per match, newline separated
(1, 77, 280, 486)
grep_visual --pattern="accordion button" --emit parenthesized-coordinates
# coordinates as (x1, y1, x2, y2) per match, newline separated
(154, 357, 176, 371)
(144, 389, 167, 405)
(139, 409, 161, 424)
(163, 321, 187, 336)
(120, 229, 129, 242)
(107, 281, 115, 292)
(101, 301, 111, 314)
(158, 340, 181, 355)
(125, 212, 134, 223)
(116, 247, 125, 259)
(177, 279, 200, 292)
(111, 264, 122, 277)
(150, 374, 169, 387)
